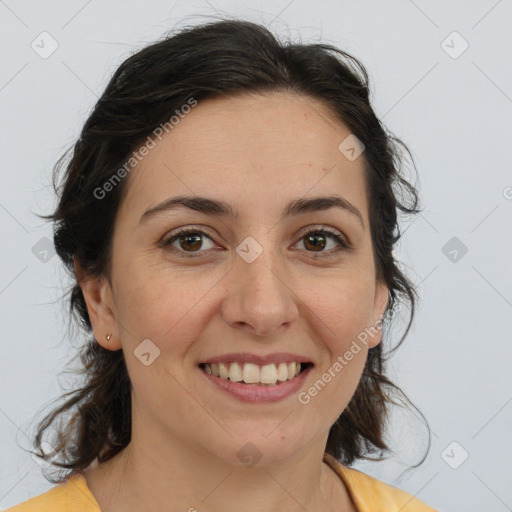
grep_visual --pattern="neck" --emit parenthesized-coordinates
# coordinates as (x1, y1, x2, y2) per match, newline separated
(84, 400, 355, 512)
(83, 422, 350, 512)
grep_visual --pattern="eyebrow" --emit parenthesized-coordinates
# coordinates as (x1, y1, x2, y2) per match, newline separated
(139, 194, 365, 229)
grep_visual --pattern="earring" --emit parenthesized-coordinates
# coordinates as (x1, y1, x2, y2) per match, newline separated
(106, 333, 112, 341)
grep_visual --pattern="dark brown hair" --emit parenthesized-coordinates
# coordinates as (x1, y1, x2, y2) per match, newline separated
(31, 17, 430, 483)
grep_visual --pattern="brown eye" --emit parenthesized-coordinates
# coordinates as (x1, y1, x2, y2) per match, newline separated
(177, 233, 203, 251)
(303, 232, 328, 251)
(296, 227, 349, 258)
(163, 229, 216, 258)
(162, 225, 350, 260)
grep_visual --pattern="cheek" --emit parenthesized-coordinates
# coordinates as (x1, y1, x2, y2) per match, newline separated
(113, 252, 213, 338)
(299, 346, 368, 431)
(299, 273, 376, 415)
(305, 271, 377, 342)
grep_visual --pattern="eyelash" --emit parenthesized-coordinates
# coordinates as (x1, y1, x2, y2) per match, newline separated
(161, 225, 351, 259)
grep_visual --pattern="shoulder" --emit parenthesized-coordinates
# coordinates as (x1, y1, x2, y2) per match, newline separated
(323, 453, 439, 512)
(5, 474, 100, 512)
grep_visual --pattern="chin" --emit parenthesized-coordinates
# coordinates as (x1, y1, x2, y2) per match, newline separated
(207, 431, 311, 469)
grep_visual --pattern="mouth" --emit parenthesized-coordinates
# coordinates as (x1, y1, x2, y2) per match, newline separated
(198, 361, 314, 386)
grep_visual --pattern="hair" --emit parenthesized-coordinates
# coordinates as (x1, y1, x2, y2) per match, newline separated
(31, 17, 430, 483)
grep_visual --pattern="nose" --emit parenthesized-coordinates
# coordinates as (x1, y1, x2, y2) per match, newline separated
(221, 243, 299, 337)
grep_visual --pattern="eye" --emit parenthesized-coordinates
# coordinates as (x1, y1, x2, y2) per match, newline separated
(162, 225, 351, 259)
(294, 225, 350, 258)
(162, 228, 217, 258)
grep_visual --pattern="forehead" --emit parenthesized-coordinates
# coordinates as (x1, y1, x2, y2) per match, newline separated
(118, 91, 368, 224)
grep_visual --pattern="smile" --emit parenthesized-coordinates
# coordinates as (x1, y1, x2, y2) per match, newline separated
(199, 361, 313, 385)
(198, 361, 314, 402)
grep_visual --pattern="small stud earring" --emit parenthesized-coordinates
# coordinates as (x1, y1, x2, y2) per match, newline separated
(106, 333, 112, 341)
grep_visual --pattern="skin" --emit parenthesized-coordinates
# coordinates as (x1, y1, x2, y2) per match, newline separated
(77, 91, 389, 512)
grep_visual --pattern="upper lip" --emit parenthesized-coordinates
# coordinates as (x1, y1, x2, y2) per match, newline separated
(199, 352, 314, 366)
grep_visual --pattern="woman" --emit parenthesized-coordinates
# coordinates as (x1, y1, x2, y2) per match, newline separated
(7, 18, 438, 511)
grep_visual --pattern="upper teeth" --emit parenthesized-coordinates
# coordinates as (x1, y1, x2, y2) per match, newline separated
(203, 362, 302, 385)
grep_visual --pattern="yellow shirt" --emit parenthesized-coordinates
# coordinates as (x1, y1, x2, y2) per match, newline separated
(6, 452, 438, 511)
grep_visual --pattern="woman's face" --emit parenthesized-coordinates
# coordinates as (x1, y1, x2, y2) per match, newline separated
(84, 91, 388, 466)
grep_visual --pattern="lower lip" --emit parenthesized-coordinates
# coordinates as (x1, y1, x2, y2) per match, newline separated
(199, 365, 314, 403)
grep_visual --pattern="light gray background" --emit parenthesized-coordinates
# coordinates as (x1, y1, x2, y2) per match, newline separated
(1, 1, 511, 510)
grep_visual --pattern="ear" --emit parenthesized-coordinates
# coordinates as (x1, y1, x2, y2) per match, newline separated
(367, 280, 389, 349)
(74, 255, 122, 351)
